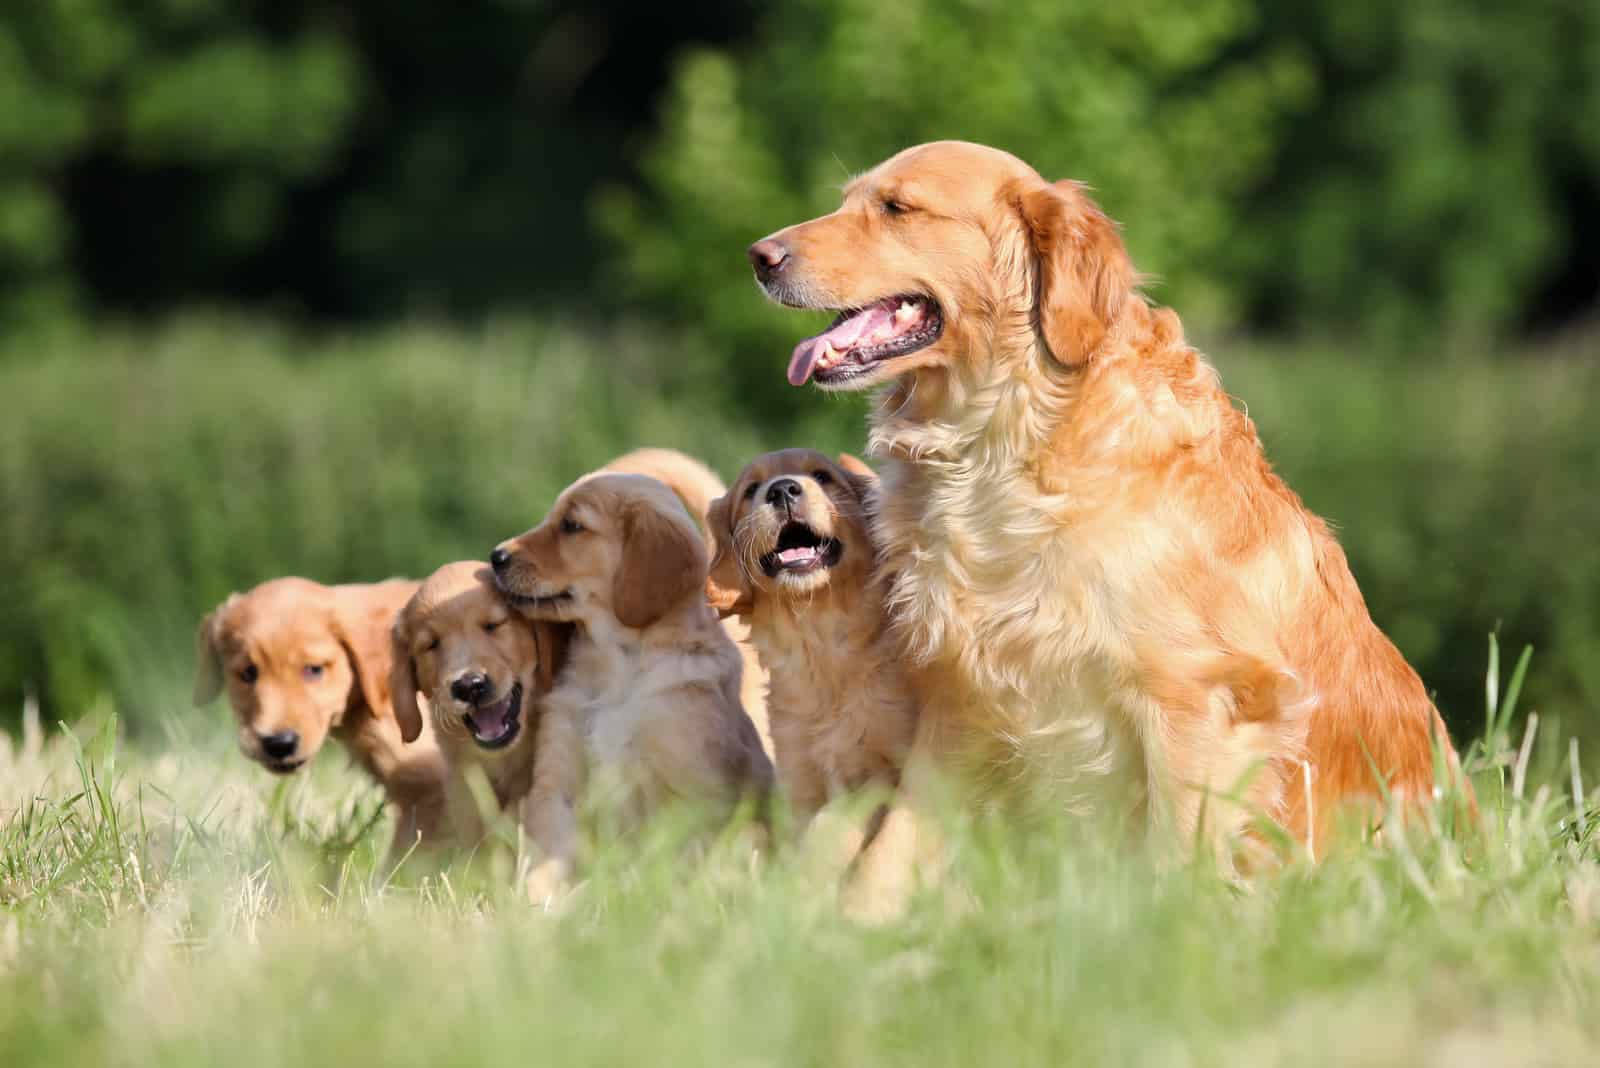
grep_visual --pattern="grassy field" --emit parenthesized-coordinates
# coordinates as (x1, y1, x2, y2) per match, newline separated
(3, 645, 1599, 1067)
(4, 319, 1600, 1064)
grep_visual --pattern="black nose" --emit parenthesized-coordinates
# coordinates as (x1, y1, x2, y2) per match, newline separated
(489, 547, 511, 571)
(765, 478, 804, 506)
(260, 730, 299, 760)
(450, 671, 492, 705)
(748, 238, 789, 282)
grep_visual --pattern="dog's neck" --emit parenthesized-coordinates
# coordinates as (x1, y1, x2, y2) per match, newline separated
(868, 299, 1213, 494)
(747, 574, 888, 657)
(576, 594, 722, 667)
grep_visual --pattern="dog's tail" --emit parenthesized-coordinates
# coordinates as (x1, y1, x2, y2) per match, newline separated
(602, 448, 726, 541)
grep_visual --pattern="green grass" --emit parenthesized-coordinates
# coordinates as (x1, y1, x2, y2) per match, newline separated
(3, 646, 1599, 1067)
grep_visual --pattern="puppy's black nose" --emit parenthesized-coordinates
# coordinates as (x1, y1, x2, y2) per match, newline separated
(489, 547, 511, 571)
(748, 238, 789, 282)
(451, 672, 492, 705)
(765, 478, 804, 506)
(260, 730, 299, 760)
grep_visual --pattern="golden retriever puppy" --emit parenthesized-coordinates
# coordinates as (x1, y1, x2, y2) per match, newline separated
(193, 577, 449, 862)
(389, 561, 569, 845)
(489, 472, 773, 893)
(705, 450, 916, 859)
(600, 447, 775, 758)
(748, 140, 1469, 886)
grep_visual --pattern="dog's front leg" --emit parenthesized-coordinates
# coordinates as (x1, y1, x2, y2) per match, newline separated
(521, 700, 586, 906)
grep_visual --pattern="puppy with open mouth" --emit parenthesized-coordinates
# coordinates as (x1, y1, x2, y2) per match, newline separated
(490, 471, 774, 899)
(706, 449, 920, 907)
(390, 561, 570, 846)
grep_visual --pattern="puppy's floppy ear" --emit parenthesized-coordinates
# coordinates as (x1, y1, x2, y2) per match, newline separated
(532, 620, 572, 693)
(387, 618, 425, 744)
(192, 605, 227, 706)
(614, 497, 707, 629)
(1012, 177, 1134, 367)
(835, 453, 875, 479)
(703, 492, 752, 617)
(836, 453, 879, 506)
(328, 586, 398, 724)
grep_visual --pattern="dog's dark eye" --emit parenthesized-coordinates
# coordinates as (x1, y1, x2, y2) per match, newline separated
(742, 483, 758, 500)
(302, 663, 325, 681)
(812, 469, 834, 485)
(422, 637, 439, 654)
(483, 620, 503, 634)
(881, 198, 909, 217)
(560, 516, 584, 535)
(238, 664, 258, 685)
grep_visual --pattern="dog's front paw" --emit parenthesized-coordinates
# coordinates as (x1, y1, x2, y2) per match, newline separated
(524, 857, 572, 909)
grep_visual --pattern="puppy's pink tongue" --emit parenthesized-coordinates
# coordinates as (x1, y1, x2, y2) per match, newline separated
(788, 338, 821, 387)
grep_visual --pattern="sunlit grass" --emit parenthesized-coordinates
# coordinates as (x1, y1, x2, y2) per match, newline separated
(3, 643, 1598, 1066)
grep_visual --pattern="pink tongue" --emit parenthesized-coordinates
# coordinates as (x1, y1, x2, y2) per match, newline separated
(787, 302, 896, 386)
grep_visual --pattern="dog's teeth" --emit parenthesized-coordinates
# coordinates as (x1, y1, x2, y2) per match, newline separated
(818, 341, 838, 366)
(895, 301, 917, 323)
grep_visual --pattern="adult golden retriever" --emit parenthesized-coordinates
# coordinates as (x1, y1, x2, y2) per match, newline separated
(194, 577, 450, 863)
(748, 141, 1468, 891)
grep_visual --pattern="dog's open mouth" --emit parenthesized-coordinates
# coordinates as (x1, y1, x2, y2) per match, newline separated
(759, 521, 843, 577)
(464, 682, 522, 750)
(263, 758, 306, 775)
(788, 294, 943, 387)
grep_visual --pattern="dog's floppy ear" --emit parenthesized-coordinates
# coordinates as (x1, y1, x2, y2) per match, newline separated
(328, 586, 398, 725)
(836, 453, 879, 507)
(703, 492, 753, 617)
(387, 618, 425, 744)
(191, 605, 228, 706)
(1012, 177, 1134, 367)
(614, 496, 707, 629)
(532, 620, 572, 693)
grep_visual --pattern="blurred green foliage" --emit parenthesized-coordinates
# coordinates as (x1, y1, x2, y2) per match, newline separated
(2, 1, 1598, 746)
(1, 1, 1597, 335)
(600, 0, 1312, 383)
(0, 0, 361, 322)
(605, 0, 1600, 360)
(3, 320, 1599, 746)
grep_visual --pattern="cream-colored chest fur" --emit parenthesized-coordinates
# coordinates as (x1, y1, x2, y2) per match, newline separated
(549, 610, 751, 811)
(871, 439, 1148, 814)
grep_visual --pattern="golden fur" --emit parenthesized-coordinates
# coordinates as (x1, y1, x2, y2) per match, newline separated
(194, 577, 449, 862)
(389, 562, 570, 844)
(600, 447, 774, 758)
(492, 472, 774, 897)
(706, 450, 917, 848)
(751, 141, 1469, 887)
(706, 449, 920, 904)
